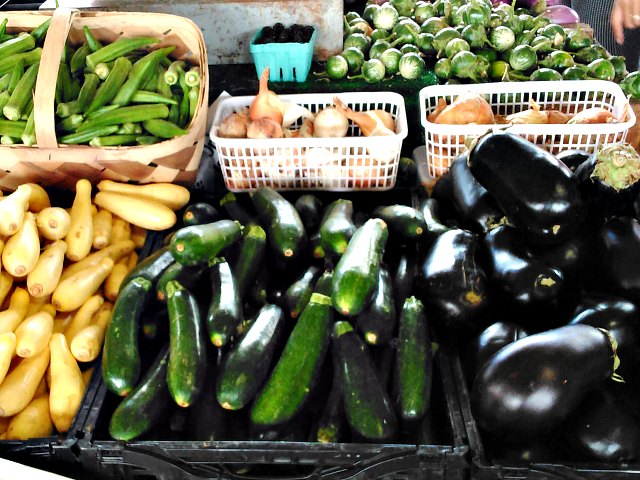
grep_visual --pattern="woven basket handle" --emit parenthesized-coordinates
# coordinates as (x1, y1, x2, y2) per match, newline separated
(34, 7, 77, 150)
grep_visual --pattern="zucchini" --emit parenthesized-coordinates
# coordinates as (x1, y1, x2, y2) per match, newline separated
(284, 265, 321, 319)
(182, 202, 221, 226)
(186, 354, 227, 441)
(392, 247, 417, 314)
(250, 292, 333, 429)
(216, 304, 286, 410)
(355, 266, 397, 345)
(294, 194, 323, 232)
(314, 270, 334, 297)
(311, 372, 346, 443)
(156, 261, 207, 303)
(109, 344, 173, 441)
(393, 297, 432, 424)
(207, 258, 243, 347)
(373, 205, 427, 240)
(232, 224, 267, 299)
(332, 321, 397, 441)
(170, 219, 242, 266)
(166, 281, 207, 407)
(332, 218, 388, 316)
(219, 192, 254, 226)
(123, 245, 174, 288)
(251, 187, 307, 262)
(319, 199, 357, 258)
(308, 231, 325, 260)
(102, 277, 152, 396)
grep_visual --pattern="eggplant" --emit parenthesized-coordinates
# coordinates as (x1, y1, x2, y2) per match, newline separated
(463, 321, 529, 385)
(450, 155, 505, 234)
(569, 293, 640, 382)
(559, 387, 640, 463)
(471, 324, 620, 437)
(483, 225, 564, 309)
(418, 229, 489, 334)
(555, 149, 590, 173)
(418, 198, 451, 245)
(429, 172, 458, 224)
(468, 131, 584, 245)
(599, 216, 640, 304)
(391, 247, 417, 314)
(575, 143, 640, 221)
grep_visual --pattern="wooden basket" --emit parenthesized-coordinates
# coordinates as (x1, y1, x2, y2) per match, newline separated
(0, 8, 209, 191)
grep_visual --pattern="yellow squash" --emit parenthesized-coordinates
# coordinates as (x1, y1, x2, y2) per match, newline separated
(130, 225, 147, 249)
(0, 332, 16, 384)
(70, 304, 112, 363)
(66, 179, 93, 262)
(52, 311, 75, 335)
(81, 367, 94, 386)
(0, 347, 50, 416)
(15, 311, 54, 358)
(94, 191, 177, 231)
(52, 257, 114, 312)
(49, 333, 84, 433)
(0, 271, 14, 309)
(5, 394, 53, 440)
(27, 241, 67, 298)
(0, 185, 30, 237)
(92, 209, 112, 250)
(25, 294, 52, 318)
(63, 295, 103, 343)
(23, 183, 51, 213)
(104, 263, 128, 302)
(0, 415, 10, 435)
(97, 180, 191, 211)
(36, 207, 71, 241)
(60, 240, 134, 281)
(111, 216, 131, 244)
(0, 287, 29, 334)
(2, 212, 40, 277)
(127, 251, 139, 271)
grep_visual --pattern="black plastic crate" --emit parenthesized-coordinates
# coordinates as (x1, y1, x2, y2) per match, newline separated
(451, 351, 640, 480)
(52, 343, 468, 480)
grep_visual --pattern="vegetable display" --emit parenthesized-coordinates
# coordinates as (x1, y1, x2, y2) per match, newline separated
(0, 179, 186, 440)
(54, 27, 200, 146)
(333, 0, 640, 86)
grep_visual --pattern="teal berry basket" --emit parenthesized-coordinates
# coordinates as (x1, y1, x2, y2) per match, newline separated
(250, 27, 317, 83)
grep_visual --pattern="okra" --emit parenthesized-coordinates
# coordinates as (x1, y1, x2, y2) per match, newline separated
(70, 43, 90, 73)
(76, 73, 99, 112)
(7, 59, 24, 95)
(86, 37, 159, 71)
(117, 122, 142, 135)
(164, 60, 184, 86)
(111, 46, 175, 107)
(131, 90, 178, 105)
(85, 57, 132, 114)
(1, 135, 16, 145)
(156, 66, 173, 99)
(58, 63, 75, 103)
(142, 118, 188, 138)
(58, 114, 84, 132)
(83, 26, 103, 53)
(60, 125, 119, 144)
(0, 119, 27, 138)
(142, 66, 158, 92)
(89, 134, 138, 147)
(21, 96, 33, 120)
(86, 104, 118, 120)
(167, 103, 179, 125)
(184, 67, 200, 87)
(3, 62, 38, 121)
(0, 91, 10, 113)
(0, 48, 42, 76)
(178, 70, 189, 128)
(56, 100, 79, 118)
(136, 135, 159, 145)
(188, 86, 198, 121)
(31, 18, 51, 45)
(77, 103, 169, 132)
(0, 73, 10, 91)
(61, 44, 74, 65)
(0, 19, 7, 39)
(0, 33, 35, 59)
(94, 61, 113, 81)
(21, 108, 35, 146)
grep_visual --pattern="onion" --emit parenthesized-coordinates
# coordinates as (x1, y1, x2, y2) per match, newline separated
(313, 107, 349, 138)
(433, 93, 495, 125)
(249, 68, 284, 124)
(333, 96, 395, 136)
(246, 118, 284, 139)
(506, 101, 548, 125)
(542, 5, 580, 25)
(568, 108, 618, 124)
(281, 101, 314, 128)
(218, 111, 249, 138)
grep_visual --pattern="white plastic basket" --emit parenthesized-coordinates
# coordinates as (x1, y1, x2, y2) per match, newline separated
(419, 80, 636, 178)
(209, 91, 408, 192)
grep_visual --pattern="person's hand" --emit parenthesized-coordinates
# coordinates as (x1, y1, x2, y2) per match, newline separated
(611, 0, 640, 44)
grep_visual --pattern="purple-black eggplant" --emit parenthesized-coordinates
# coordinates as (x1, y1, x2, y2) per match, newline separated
(599, 216, 640, 304)
(463, 321, 529, 385)
(471, 324, 622, 437)
(450, 155, 505, 234)
(569, 293, 640, 381)
(555, 149, 591, 173)
(559, 387, 640, 463)
(482, 225, 564, 309)
(418, 229, 489, 334)
(468, 131, 584, 245)
(418, 198, 451, 245)
(429, 172, 458, 224)
(575, 143, 640, 221)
